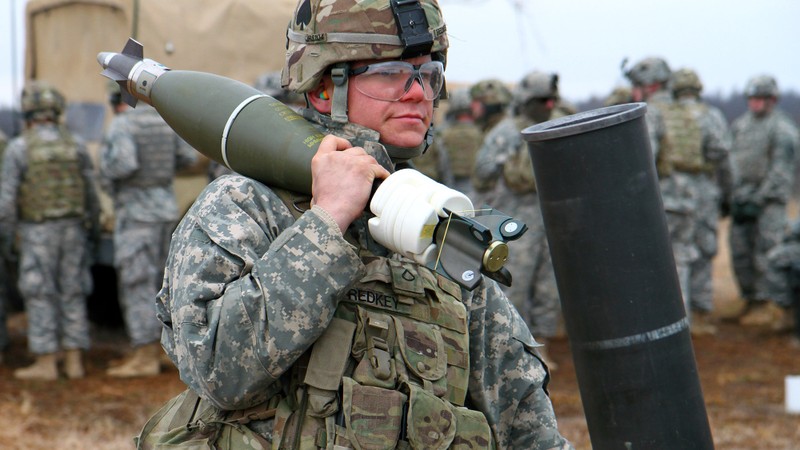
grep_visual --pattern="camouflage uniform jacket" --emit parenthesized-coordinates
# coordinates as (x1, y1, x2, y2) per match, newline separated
(100, 105, 198, 223)
(0, 123, 100, 237)
(156, 109, 572, 449)
(730, 108, 799, 206)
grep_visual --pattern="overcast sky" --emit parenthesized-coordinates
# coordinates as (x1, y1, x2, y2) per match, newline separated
(2, 0, 799, 107)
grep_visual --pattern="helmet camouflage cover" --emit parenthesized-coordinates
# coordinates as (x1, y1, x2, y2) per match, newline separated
(21, 80, 66, 120)
(283, 0, 449, 94)
(515, 71, 559, 103)
(625, 57, 671, 86)
(445, 86, 471, 115)
(670, 67, 703, 95)
(744, 74, 779, 98)
(469, 79, 512, 107)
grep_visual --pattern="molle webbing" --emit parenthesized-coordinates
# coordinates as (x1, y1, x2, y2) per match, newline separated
(19, 127, 86, 222)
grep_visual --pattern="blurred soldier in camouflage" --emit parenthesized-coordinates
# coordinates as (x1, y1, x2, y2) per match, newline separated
(0, 81, 100, 380)
(142, 0, 574, 448)
(472, 71, 563, 369)
(0, 128, 7, 364)
(626, 57, 700, 324)
(729, 75, 800, 328)
(434, 87, 481, 197)
(669, 67, 733, 335)
(765, 219, 800, 341)
(604, 85, 632, 107)
(99, 83, 197, 377)
(470, 78, 512, 136)
(208, 71, 306, 181)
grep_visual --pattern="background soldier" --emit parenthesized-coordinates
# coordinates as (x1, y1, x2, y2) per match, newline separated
(670, 67, 733, 335)
(626, 57, 700, 323)
(99, 83, 198, 378)
(434, 87, 481, 197)
(472, 70, 564, 368)
(469, 78, 512, 137)
(0, 81, 100, 380)
(765, 219, 800, 340)
(0, 128, 7, 364)
(728, 75, 800, 328)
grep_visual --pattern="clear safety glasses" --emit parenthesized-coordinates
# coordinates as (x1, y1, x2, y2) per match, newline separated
(349, 61, 444, 101)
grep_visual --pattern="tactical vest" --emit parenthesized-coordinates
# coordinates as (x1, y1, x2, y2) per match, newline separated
(124, 109, 180, 188)
(658, 101, 711, 174)
(18, 126, 86, 222)
(441, 122, 482, 179)
(266, 251, 492, 450)
(501, 116, 537, 194)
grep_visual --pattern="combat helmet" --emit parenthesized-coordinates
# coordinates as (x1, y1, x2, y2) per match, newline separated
(625, 57, 671, 86)
(469, 79, 512, 108)
(744, 75, 779, 98)
(284, 0, 448, 124)
(515, 71, 559, 104)
(671, 67, 703, 97)
(21, 80, 65, 122)
(253, 71, 305, 106)
(445, 87, 472, 118)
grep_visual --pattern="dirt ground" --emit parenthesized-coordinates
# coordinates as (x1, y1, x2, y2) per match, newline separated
(1, 218, 799, 449)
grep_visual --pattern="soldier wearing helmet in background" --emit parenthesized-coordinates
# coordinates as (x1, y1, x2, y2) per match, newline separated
(728, 75, 800, 330)
(669, 67, 733, 336)
(0, 128, 7, 364)
(99, 81, 198, 378)
(422, 86, 482, 196)
(470, 78, 512, 135)
(144, 1, 573, 449)
(472, 71, 564, 369)
(208, 71, 307, 181)
(626, 56, 700, 327)
(0, 81, 101, 380)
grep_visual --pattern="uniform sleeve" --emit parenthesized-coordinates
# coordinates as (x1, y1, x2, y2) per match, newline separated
(466, 280, 574, 450)
(99, 117, 139, 182)
(472, 121, 512, 192)
(76, 140, 101, 232)
(756, 116, 799, 203)
(0, 140, 25, 229)
(157, 176, 366, 410)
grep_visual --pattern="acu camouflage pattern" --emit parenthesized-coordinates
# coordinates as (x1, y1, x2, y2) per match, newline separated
(100, 104, 198, 347)
(0, 130, 8, 352)
(283, 0, 448, 93)
(672, 96, 733, 312)
(0, 123, 99, 354)
(152, 107, 572, 449)
(728, 105, 800, 301)
(472, 113, 561, 339)
(766, 219, 800, 308)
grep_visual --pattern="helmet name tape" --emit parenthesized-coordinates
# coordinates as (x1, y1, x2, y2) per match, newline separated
(391, 0, 433, 58)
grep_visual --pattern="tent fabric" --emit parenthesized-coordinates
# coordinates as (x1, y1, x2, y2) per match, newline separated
(25, 0, 296, 105)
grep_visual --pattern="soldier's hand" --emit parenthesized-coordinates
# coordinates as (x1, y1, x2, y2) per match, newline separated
(311, 135, 390, 232)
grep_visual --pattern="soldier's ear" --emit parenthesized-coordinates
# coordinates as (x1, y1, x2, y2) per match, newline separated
(308, 82, 332, 114)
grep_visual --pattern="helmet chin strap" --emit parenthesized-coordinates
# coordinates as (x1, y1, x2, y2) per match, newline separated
(330, 63, 350, 124)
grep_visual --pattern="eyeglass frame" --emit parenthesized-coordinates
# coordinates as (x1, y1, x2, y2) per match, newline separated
(347, 60, 445, 101)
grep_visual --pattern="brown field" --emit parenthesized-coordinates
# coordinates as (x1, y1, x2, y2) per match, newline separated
(1, 218, 798, 449)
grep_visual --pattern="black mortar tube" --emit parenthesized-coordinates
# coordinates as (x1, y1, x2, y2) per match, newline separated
(522, 103, 714, 450)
